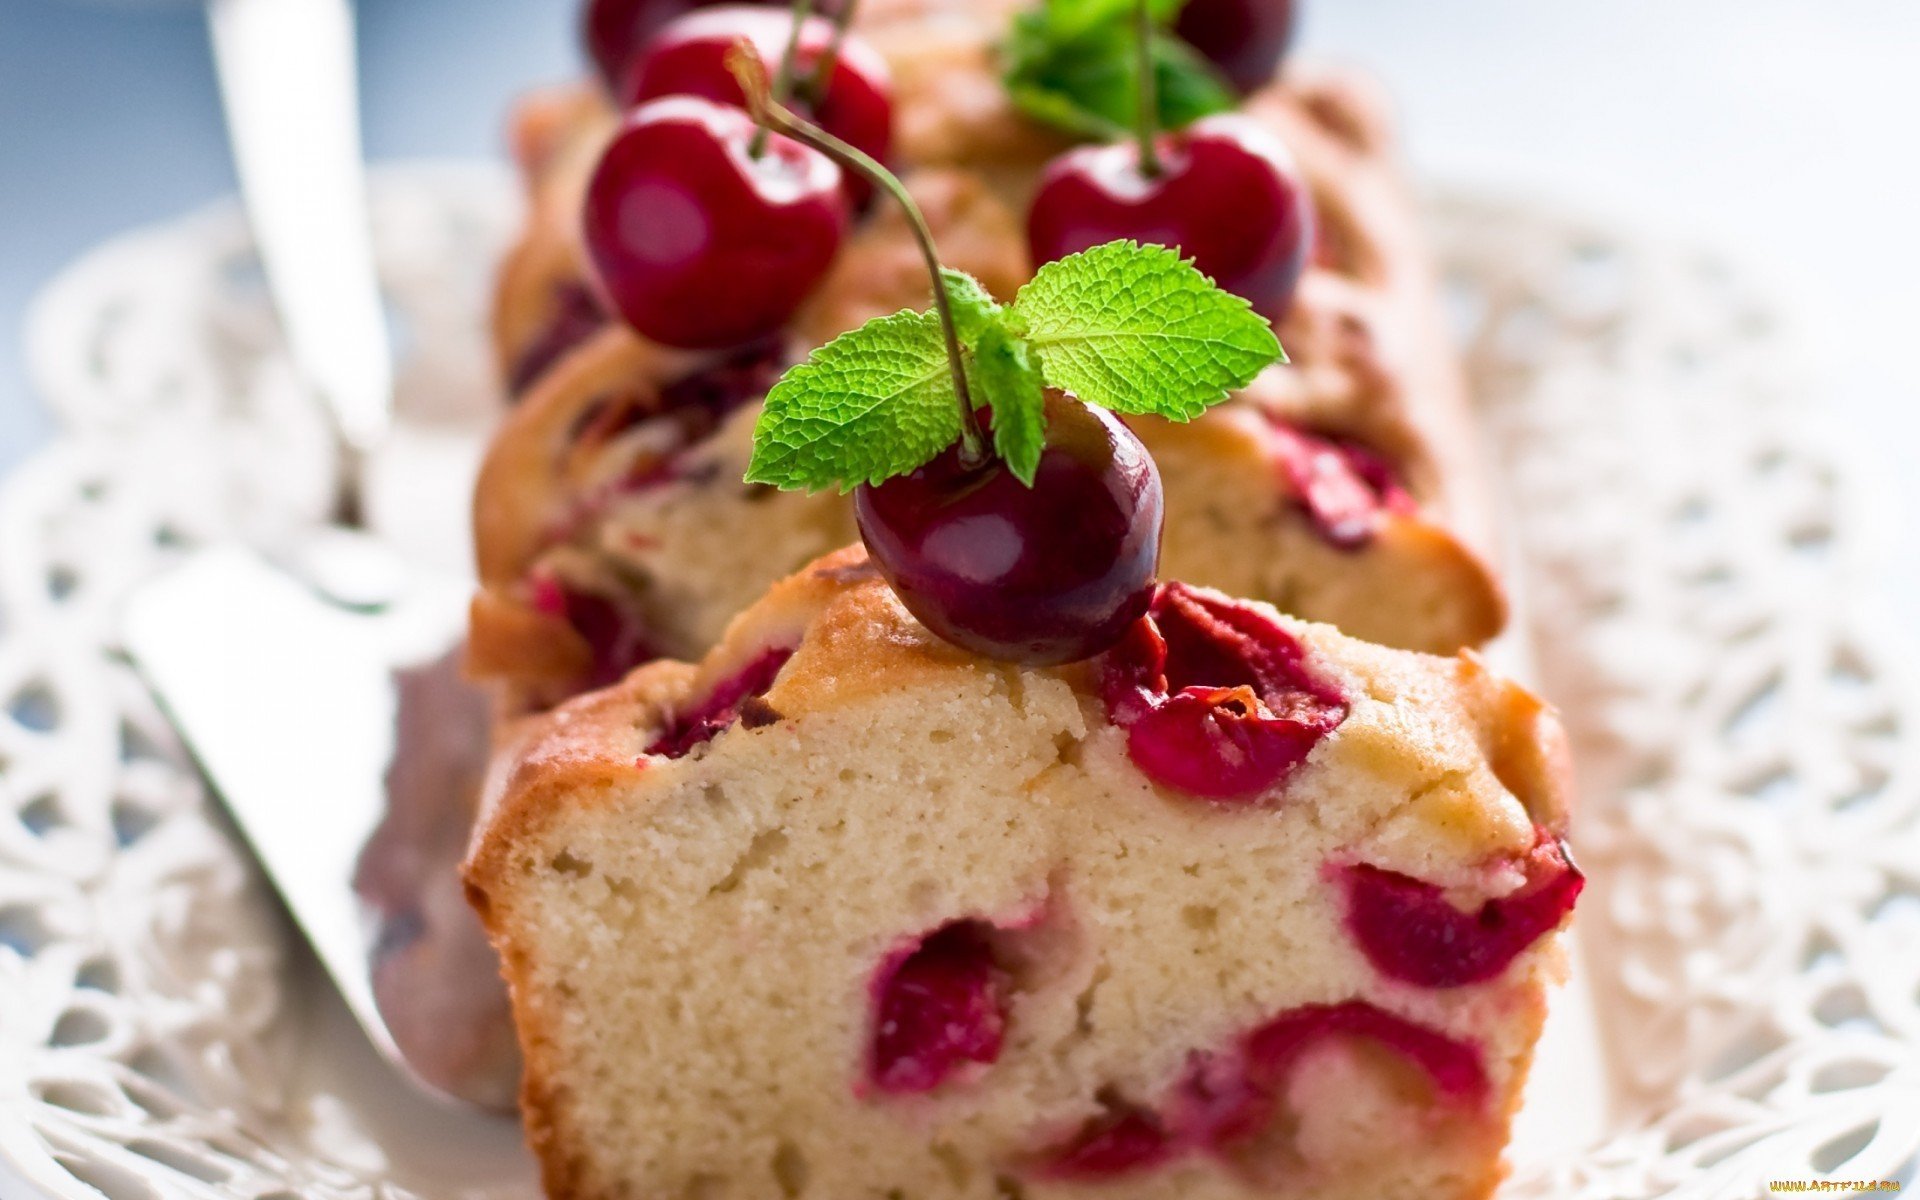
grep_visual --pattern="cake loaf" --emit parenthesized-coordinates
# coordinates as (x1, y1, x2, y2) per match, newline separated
(466, 548, 1578, 1200)
(470, 2, 1503, 713)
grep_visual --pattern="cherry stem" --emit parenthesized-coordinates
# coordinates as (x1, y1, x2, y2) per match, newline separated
(804, 0, 861, 107)
(1135, 0, 1162, 177)
(748, 0, 817, 159)
(729, 44, 989, 468)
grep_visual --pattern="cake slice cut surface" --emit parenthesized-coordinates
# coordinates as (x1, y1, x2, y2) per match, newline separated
(466, 549, 1577, 1200)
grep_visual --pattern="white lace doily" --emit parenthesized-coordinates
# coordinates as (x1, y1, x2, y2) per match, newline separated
(1, 165, 1915, 1200)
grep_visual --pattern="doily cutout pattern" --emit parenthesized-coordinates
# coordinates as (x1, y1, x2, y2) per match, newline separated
(0, 167, 1914, 1199)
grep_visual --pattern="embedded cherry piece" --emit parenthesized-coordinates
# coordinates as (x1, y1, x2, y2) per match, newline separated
(1264, 419, 1414, 550)
(657, 335, 789, 423)
(1028, 1000, 1486, 1181)
(645, 645, 794, 758)
(559, 340, 788, 500)
(619, 5, 893, 202)
(1027, 114, 1315, 316)
(509, 280, 607, 396)
(1238, 1000, 1488, 1107)
(1038, 1097, 1177, 1179)
(867, 920, 1010, 1094)
(1100, 583, 1346, 800)
(1125, 686, 1333, 799)
(1342, 833, 1585, 988)
(854, 392, 1164, 667)
(530, 573, 661, 691)
(1173, 0, 1298, 94)
(582, 96, 848, 350)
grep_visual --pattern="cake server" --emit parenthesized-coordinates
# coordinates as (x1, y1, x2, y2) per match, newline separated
(120, 0, 518, 1110)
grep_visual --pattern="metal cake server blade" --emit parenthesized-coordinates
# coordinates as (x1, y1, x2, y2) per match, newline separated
(116, 0, 519, 1110)
(122, 543, 519, 1109)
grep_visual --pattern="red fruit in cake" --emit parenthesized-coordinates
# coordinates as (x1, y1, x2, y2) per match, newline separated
(1035, 1001, 1485, 1180)
(1101, 583, 1346, 799)
(1125, 685, 1335, 800)
(1039, 1097, 1177, 1179)
(582, 96, 848, 349)
(867, 920, 1010, 1094)
(508, 280, 607, 396)
(619, 5, 892, 204)
(1174, 0, 1298, 94)
(854, 393, 1163, 667)
(1027, 114, 1315, 316)
(1342, 834, 1585, 988)
(645, 645, 794, 757)
(529, 573, 660, 690)
(1264, 419, 1414, 550)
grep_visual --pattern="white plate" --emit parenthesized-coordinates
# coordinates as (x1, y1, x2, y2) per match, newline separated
(1, 165, 1916, 1200)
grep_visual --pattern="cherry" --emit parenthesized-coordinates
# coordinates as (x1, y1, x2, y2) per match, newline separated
(1099, 583, 1346, 800)
(582, 0, 848, 93)
(1027, 114, 1315, 316)
(1174, 0, 1298, 94)
(527, 572, 660, 691)
(867, 920, 1010, 1094)
(1263, 420, 1413, 550)
(618, 5, 893, 202)
(507, 280, 606, 396)
(582, 96, 848, 349)
(645, 646, 793, 757)
(582, 0, 740, 92)
(1029, 1000, 1486, 1181)
(854, 392, 1163, 666)
(1038, 1098, 1177, 1179)
(1342, 834, 1584, 988)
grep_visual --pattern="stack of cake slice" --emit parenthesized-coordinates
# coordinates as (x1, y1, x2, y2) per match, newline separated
(459, 4, 1579, 1197)
(470, 2, 1502, 715)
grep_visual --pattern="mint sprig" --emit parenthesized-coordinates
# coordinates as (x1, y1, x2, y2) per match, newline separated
(1003, 0, 1235, 142)
(745, 240, 1283, 493)
(748, 310, 963, 491)
(1013, 241, 1285, 422)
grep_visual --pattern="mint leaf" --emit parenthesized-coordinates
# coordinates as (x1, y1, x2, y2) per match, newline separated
(1003, 0, 1234, 141)
(971, 325, 1047, 485)
(1013, 240, 1281, 421)
(745, 310, 961, 492)
(940, 269, 1003, 343)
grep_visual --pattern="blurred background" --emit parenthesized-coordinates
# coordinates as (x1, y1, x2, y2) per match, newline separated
(3, 0, 1917, 610)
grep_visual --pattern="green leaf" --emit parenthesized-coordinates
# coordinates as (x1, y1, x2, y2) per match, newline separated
(970, 326, 1048, 485)
(940, 269, 1003, 344)
(1013, 240, 1282, 421)
(1002, 0, 1235, 142)
(745, 309, 962, 492)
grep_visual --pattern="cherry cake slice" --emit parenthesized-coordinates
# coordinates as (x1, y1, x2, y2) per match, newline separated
(466, 549, 1578, 1200)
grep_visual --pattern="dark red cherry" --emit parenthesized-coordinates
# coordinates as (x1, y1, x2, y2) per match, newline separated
(582, 96, 848, 349)
(645, 645, 793, 758)
(1342, 834, 1584, 988)
(867, 920, 1010, 1094)
(853, 393, 1163, 666)
(619, 5, 893, 202)
(1263, 419, 1413, 550)
(1174, 0, 1298, 94)
(582, 0, 847, 92)
(1028, 114, 1315, 316)
(507, 280, 607, 397)
(1037, 1098, 1177, 1179)
(527, 572, 660, 691)
(582, 0, 738, 92)
(1099, 583, 1346, 800)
